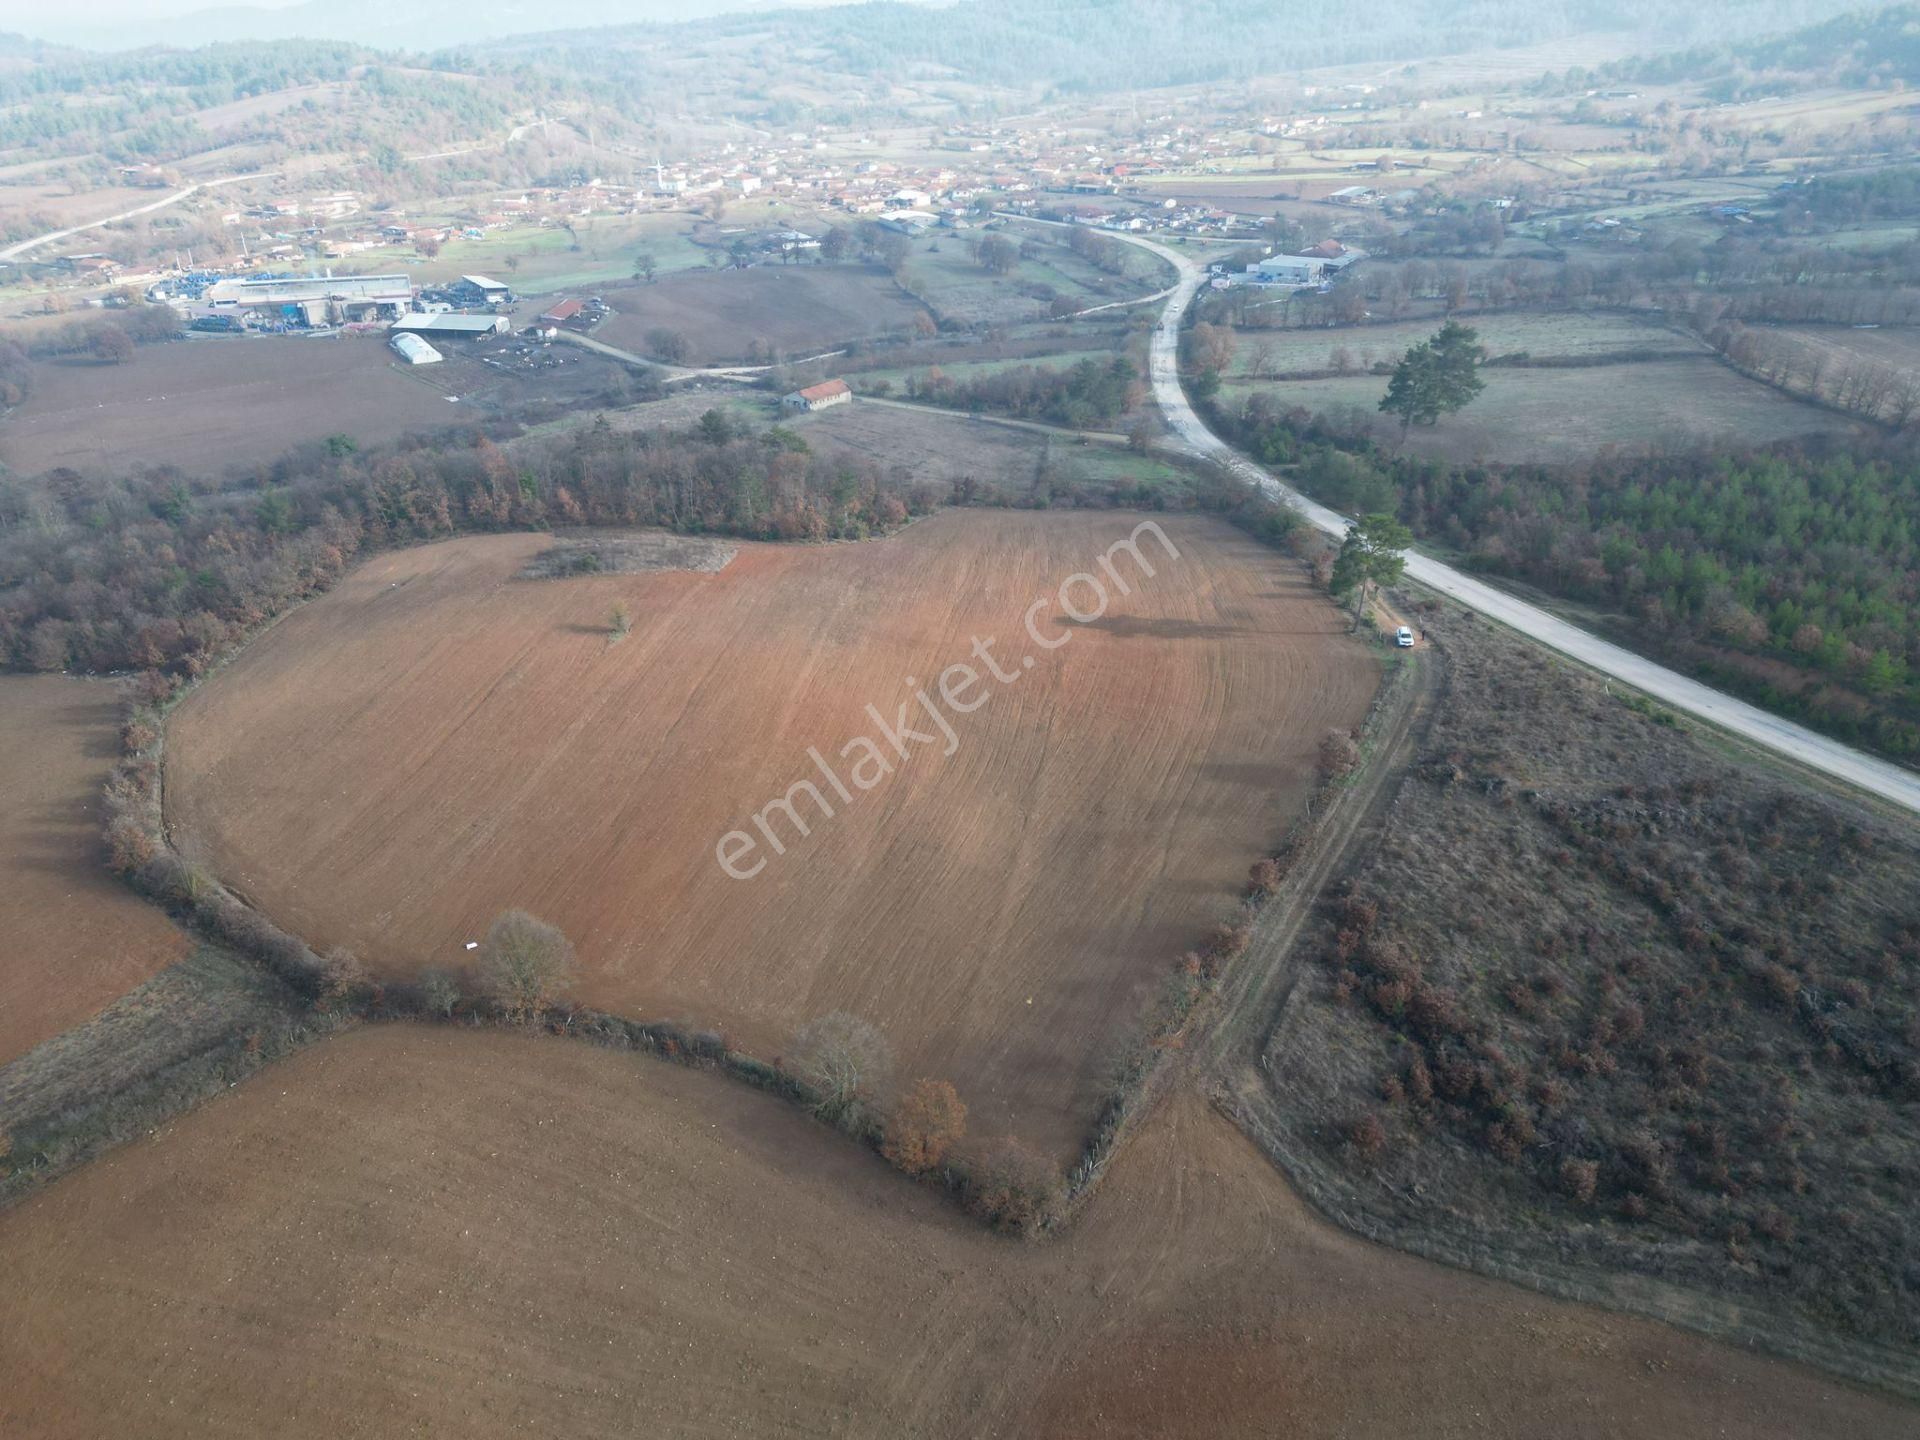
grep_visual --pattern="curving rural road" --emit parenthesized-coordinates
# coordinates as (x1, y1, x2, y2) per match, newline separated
(1092, 222, 1920, 817)
(0, 172, 276, 264)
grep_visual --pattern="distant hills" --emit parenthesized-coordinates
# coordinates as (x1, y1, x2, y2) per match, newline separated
(15, 0, 1886, 82)
(1602, 3, 1920, 92)
(16, 0, 855, 53)
(471, 0, 1899, 98)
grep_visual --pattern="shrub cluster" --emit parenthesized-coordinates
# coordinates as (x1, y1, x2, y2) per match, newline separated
(1301, 616, 1920, 1347)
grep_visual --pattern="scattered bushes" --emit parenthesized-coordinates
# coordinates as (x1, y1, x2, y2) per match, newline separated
(962, 1137, 1065, 1237)
(1287, 611, 1920, 1350)
(901, 355, 1142, 428)
(1319, 728, 1361, 778)
(882, 1078, 968, 1177)
(1347, 1111, 1388, 1160)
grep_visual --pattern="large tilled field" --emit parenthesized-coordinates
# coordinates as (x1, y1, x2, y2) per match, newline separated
(0, 340, 485, 476)
(0, 677, 187, 1066)
(166, 511, 1376, 1154)
(593, 263, 928, 363)
(0, 337, 631, 478)
(1, 1025, 1906, 1439)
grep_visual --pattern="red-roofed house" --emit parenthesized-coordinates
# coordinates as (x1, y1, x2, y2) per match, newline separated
(540, 298, 585, 326)
(781, 378, 853, 412)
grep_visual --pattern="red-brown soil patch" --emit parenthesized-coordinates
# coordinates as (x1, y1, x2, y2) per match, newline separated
(165, 512, 1376, 1155)
(0, 676, 187, 1065)
(0, 1026, 1908, 1438)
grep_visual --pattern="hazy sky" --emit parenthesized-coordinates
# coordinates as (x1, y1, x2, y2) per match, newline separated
(0, 0, 297, 17)
(0, 0, 781, 34)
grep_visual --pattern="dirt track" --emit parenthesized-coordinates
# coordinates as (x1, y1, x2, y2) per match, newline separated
(0, 676, 187, 1066)
(165, 512, 1375, 1157)
(1, 1024, 1911, 1438)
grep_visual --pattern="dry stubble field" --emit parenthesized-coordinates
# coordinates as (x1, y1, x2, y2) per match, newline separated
(594, 263, 927, 363)
(2, 1024, 1912, 1439)
(1223, 356, 1852, 465)
(0, 676, 187, 1066)
(166, 511, 1376, 1156)
(1, 340, 485, 475)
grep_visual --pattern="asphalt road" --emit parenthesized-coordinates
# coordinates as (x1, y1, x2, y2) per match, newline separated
(1102, 224, 1920, 817)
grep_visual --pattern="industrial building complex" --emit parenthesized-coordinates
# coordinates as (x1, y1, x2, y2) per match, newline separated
(200, 273, 414, 326)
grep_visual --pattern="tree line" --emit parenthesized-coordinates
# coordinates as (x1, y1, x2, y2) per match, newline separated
(1706, 319, 1920, 428)
(1206, 397, 1920, 761)
(0, 416, 931, 678)
(894, 355, 1142, 428)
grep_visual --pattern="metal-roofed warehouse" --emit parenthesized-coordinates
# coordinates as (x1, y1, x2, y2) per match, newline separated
(392, 313, 510, 339)
(203, 273, 412, 325)
(450, 274, 513, 306)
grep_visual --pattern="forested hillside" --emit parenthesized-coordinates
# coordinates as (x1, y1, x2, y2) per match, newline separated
(517, 0, 1877, 94)
(0, 39, 520, 163)
(1589, 3, 1920, 95)
(0, 0, 1884, 165)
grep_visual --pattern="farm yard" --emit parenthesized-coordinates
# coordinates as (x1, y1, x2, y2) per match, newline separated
(0, 335, 633, 476)
(1217, 356, 1855, 465)
(1, 1024, 1909, 1440)
(593, 264, 928, 364)
(0, 677, 187, 1066)
(164, 511, 1377, 1157)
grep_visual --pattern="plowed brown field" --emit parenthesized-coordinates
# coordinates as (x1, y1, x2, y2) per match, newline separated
(1, 1025, 1909, 1438)
(166, 512, 1376, 1155)
(0, 341, 481, 476)
(592, 263, 925, 363)
(0, 676, 187, 1066)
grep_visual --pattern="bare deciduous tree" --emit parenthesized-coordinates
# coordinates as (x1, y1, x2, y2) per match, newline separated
(478, 909, 576, 1023)
(788, 1011, 892, 1130)
(420, 967, 461, 1018)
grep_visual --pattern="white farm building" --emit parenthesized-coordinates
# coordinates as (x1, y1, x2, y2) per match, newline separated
(389, 332, 444, 365)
